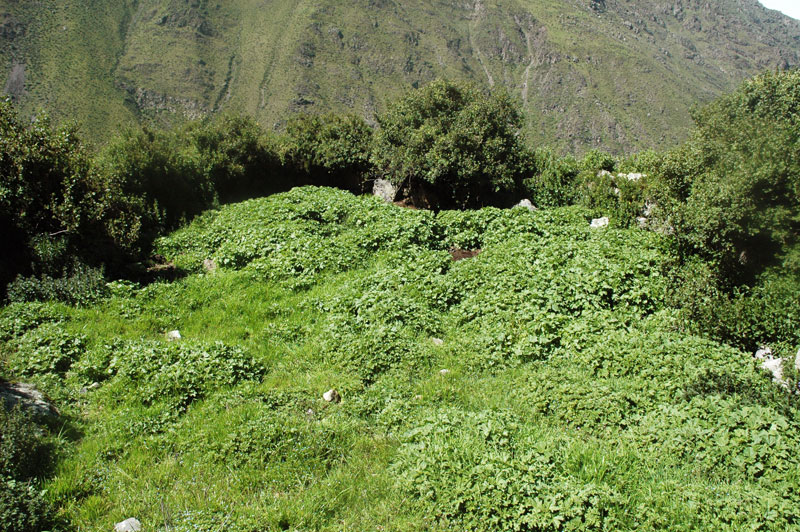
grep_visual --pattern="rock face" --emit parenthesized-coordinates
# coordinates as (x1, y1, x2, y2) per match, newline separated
(591, 217, 609, 228)
(114, 518, 142, 532)
(373, 179, 398, 203)
(0, 382, 58, 417)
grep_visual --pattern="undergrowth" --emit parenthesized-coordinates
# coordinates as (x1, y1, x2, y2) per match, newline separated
(1, 187, 798, 531)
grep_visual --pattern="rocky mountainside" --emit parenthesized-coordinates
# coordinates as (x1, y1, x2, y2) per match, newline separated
(2, 0, 799, 152)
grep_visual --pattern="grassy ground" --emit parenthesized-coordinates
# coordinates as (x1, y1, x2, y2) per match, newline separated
(2, 186, 799, 531)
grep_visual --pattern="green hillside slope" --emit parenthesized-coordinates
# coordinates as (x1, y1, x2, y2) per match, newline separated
(2, 0, 799, 151)
(2, 187, 798, 530)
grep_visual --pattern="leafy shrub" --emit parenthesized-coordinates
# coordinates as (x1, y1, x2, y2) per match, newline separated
(0, 406, 50, 481)
(106, 340, 265, 409)
(9, 323, 86, 377)
(653, 70, 800, 282)
(373, 79, 531, 208)
(0, 478, 59, 532)
(394, 408, 626, 531)
(281, 112, 373, 192)
(6, 262, 108, 306)
(0, 303, 64, 343)
(524, 148, 580, 207)
(0, 407, 58, 532)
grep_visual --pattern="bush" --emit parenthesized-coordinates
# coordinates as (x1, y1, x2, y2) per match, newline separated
(373, 79, 531, 208)
(0, 479, 59, 532)
(105, 340, 265, 410)
(8, 323, 86, 378)
(655, 70, 800, 282)
(281, 113, 373, 192)
(7, 262, 108, 306)
(0, 406, 59, 532)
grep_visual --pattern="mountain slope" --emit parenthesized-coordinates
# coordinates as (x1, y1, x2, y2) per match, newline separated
(2, 0, 799, 152)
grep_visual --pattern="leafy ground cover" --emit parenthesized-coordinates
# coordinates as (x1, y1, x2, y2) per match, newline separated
(2, 186, 799, 531)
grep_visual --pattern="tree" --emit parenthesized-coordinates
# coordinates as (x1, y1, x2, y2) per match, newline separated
(281, 112, 373, 192)
(659, 70, 800, 282)
(372, 80, 530, 208)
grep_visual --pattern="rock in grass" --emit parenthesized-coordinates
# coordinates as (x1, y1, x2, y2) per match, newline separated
(796, 348, 800, 371)
(114, 518, 141, 532)
(323, 389, 341, 403)
(202, 258, 217, 273)
(439, 369, 450, 376)
(431, 338, 444, 346)
(590, 217, 609, 228)
(0, 382, 58, 417)
(166, 330, 181, 341)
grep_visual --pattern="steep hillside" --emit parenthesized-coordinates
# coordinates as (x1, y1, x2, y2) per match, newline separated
(2, 0, 799, 152)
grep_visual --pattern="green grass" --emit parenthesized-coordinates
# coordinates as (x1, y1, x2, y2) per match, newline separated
(1, 0, 797, 151)
(2, 186, 799, 530)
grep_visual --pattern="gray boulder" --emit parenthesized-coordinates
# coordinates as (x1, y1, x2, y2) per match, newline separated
(513, 199, 537, 211)
(373, 179, 399, 203)
(0, 382, 58, 417)
(114, 518, 142, 532)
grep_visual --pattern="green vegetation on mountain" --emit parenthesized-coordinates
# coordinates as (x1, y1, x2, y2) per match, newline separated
(2, 68, 800, 530)
(2, 0, 800, 152)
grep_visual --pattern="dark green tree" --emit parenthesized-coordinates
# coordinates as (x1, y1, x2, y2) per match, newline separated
(372, 80, 530, 208)
(281, 112, 373, 192)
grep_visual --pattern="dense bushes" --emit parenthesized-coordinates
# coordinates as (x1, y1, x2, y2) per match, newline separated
(373, 79, 531, 208)
(281, 113, 373, 192)
(651, 70, 800, 281)
(0, 407, 59, 532)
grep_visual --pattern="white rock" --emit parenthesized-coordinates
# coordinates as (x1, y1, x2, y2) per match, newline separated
(322, 389, 341, 403)
(514, 199, 537, 211)
(636, 217, 648, 228)
(166, 330, 181, 341)
(202, 258, 217, 273)
(754, 346, 772, 360)
(761, 357, 785, 386)
(439, 369, 450, 376)
(796, 348, 800, 371)
(431, 338, 444, 346)
(373, 178, 399, 203)
(621, 172, 644, 181)
(590, 217, 609, 228)
(597, 170, 613, 178)
(115, 518, 142, 532)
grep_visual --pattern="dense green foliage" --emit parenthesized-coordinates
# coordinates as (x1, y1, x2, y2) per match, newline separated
(2, 71, 800, 531)
(0, 402, 59, 531)
(373, 80, 529, 208)
(281, 113, 373, 192)
(1, 187, 797, 531)
(655, 70, 800, 281)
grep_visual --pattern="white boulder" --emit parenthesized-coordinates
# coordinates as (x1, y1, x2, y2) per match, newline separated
(166, 330, 181, 341)
(115, 518, 142, 532)
(590, 217, 609, 228)
(323, 389, 341, 403)
(514, 199, 537, 211)
(373, 179, 399, 203)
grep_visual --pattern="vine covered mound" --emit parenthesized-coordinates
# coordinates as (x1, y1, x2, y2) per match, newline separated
(2, 187, 799, 531)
